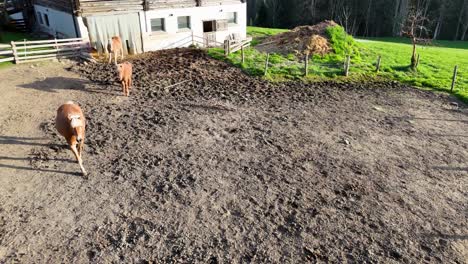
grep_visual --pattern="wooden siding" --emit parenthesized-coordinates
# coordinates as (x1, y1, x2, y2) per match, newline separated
(199, 0, 241, 7)
(36, 0, 244, 15)
(148, 0, 196, 10)
(147, 0, 243, 10)
(78, 0, 144, 15)
(34, 0, 74, 13)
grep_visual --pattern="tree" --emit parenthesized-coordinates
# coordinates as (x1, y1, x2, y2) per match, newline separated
(401, 8, 430, 69)
(393, 0, 410, 36)
(364, 0, 374, 36)
(454, 0, 468, 40)
(245, 0, 464, 40)
(263, 0, 282, 28)
(255, 1, 269, 27)
(458, 0, 468, 40)
(433, 1, 447, 40)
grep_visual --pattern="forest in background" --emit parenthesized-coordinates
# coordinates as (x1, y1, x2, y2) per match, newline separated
(247, 0, 468, 41)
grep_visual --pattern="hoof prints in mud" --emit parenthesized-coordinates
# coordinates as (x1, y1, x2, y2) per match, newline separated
(64, 48, 468, 262)
(74, 48, 411, 105)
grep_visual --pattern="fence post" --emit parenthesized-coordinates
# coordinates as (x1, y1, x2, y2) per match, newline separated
(416, 54, 420, 69)
(224, 40, 232, 56)
(11, 41, 18, 64)
(451, 65, 458, 92)
(54, 38, 59, 57)
(344, 55, 350, 76)
(23, 39, 26, 59)
(224, 40, 229, 56)
(191, 31, 194, 46)
(304, 53, 309, 76)
(241, 45, 245, 64)
(376, 55, 381, 72)
(264, 53, 270, 76)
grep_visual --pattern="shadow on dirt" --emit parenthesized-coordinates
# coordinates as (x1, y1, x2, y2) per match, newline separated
(0, 136, 54, 147)
(0, 156, 73, 163)
(18, 77, 90, 93)
(0, 162, 81, 176)
(17, 76, 123, 96)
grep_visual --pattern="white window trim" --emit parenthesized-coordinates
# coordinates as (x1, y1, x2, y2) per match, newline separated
(177, 28, 191, 33)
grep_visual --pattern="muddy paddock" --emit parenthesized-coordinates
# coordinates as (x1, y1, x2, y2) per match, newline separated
(1, 48, 467, 263)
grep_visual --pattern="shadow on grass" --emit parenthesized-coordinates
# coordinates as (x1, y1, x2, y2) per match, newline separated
(391, 65, 413, 72)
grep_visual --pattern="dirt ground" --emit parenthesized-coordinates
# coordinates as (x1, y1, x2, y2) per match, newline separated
(0, 49, 467, 263)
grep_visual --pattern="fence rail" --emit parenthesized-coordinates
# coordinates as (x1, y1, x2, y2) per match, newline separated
(161, 34, 227, 50)
(0, 44, 14, 63)
(0, 38, 89, 64)
(224, 37, 252, 56)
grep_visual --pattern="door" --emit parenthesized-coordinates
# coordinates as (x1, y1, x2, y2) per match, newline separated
(84, 13, 143, 55)
(203, 20, 217, 47)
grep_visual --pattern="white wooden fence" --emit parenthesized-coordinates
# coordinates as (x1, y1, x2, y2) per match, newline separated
(160, 34, 224, 50)
(224, 37, 252, 56)
(0, 44, 14, 63)
(0, 38, 89, 64)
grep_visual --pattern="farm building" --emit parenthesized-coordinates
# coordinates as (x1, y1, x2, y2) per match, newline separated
(4, 0, 247, 54)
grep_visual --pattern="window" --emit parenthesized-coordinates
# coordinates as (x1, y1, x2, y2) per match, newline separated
(203, 21, 216, 33)
(151, 18, 165, 32)
(44, 14, 50, 27)
(177, 16, 191, 30)
(37, 12, 43, 24)
(227, 12, 237, 24)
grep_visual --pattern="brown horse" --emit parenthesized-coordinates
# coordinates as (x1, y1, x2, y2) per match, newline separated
(55, 101, 87, 176)
(116, 62, 133, 96)
(108, 36, 124, 64)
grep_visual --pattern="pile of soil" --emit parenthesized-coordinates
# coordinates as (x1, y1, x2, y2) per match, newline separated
(3, 48, 465, 263)
(256, 21, 338, 56)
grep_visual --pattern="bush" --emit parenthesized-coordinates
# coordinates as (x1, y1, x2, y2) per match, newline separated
(326, 25, 360, 60)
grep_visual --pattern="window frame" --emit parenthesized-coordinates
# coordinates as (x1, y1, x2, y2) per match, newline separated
(44, 13, 50, 27)
(150, 18, 166, 32)
(37, 12, 43, 24)
(177, 16, 191, 31)
(227, 12, 238, 25)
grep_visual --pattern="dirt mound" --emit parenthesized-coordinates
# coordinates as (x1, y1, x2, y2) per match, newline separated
(256, 20, 338, 56)
(305, 34, 330, 56)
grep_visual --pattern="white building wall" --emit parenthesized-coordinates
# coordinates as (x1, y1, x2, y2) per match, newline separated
(34, 5, 77, 38)
(76, 17, 89, 40)
(141, 3, 246, 51)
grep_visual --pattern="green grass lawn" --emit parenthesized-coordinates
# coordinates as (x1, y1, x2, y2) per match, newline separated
(0, 31, 33, 43)
(357, 38, 468, 99)
(210, 26, 468, 102)
(0, 31, 44, 68)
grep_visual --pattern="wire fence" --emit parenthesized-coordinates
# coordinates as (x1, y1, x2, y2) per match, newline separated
(217, 47, 467, 95)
